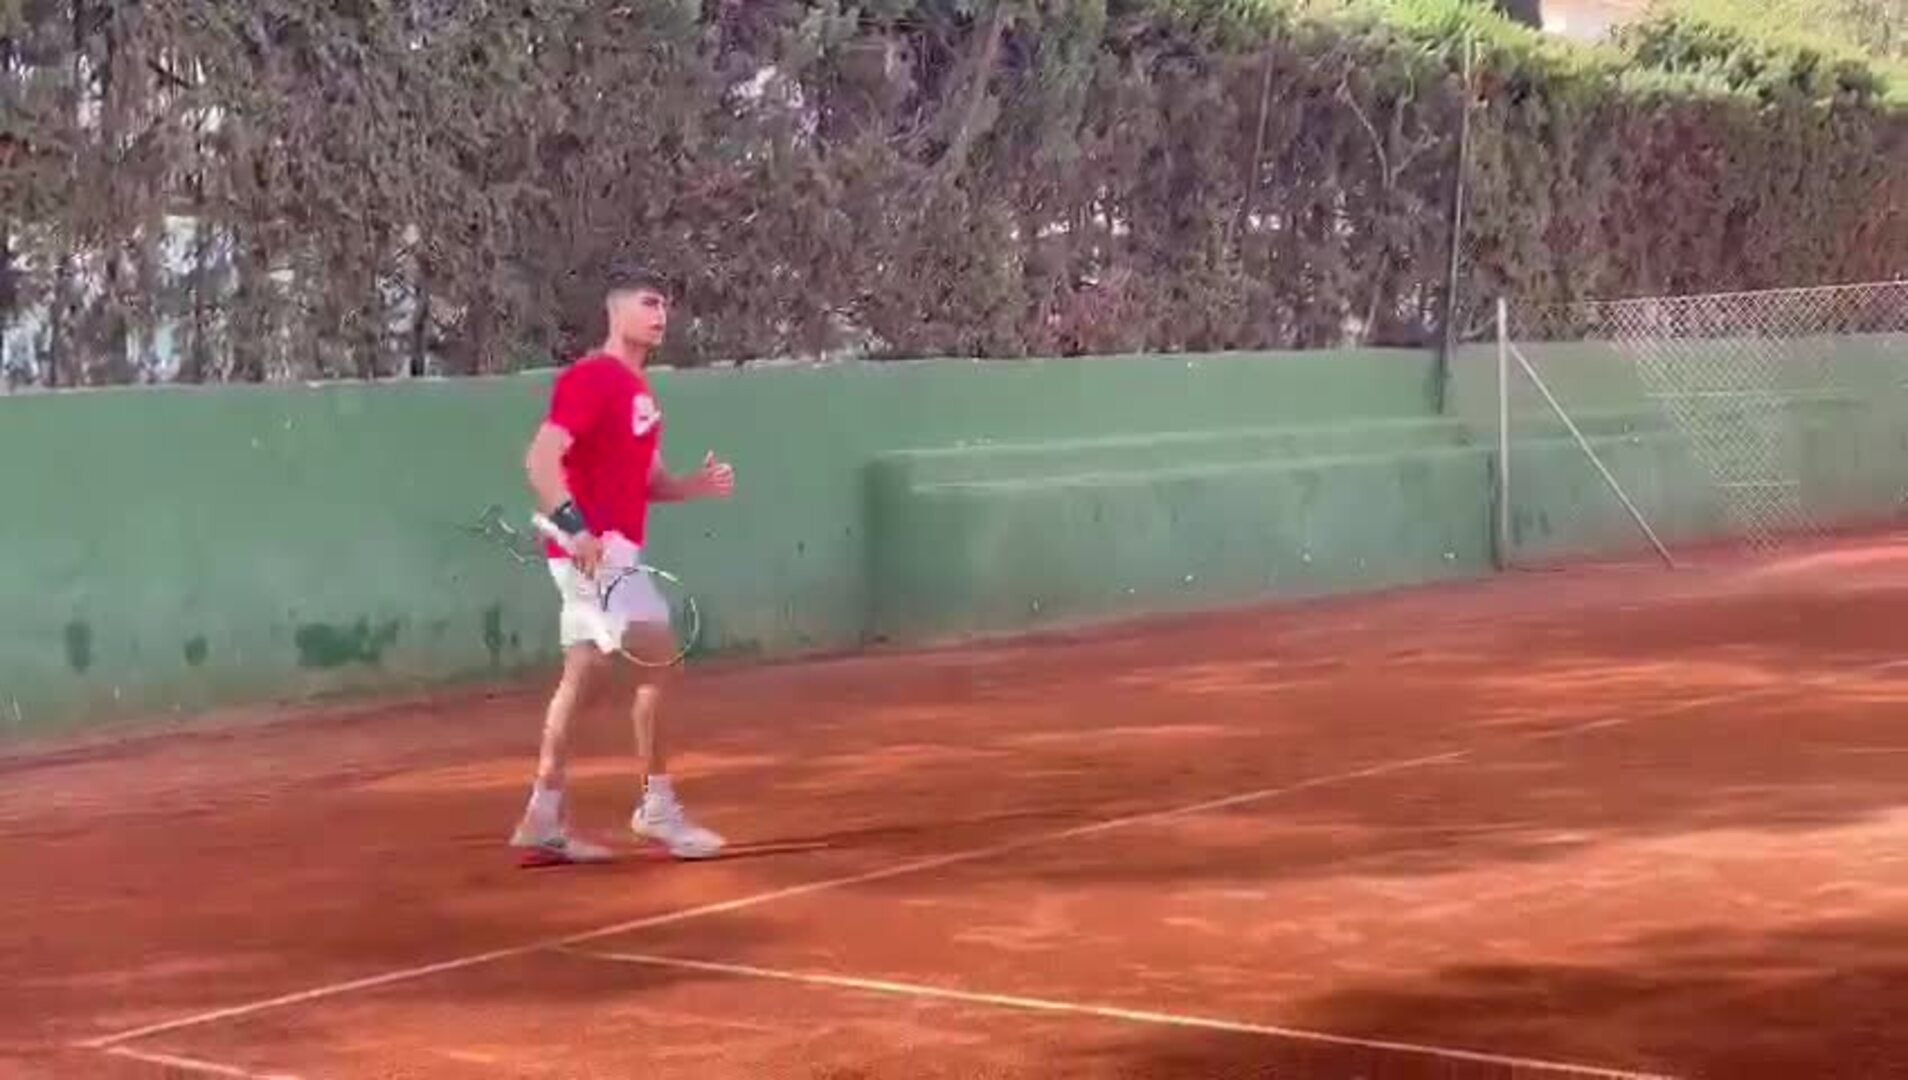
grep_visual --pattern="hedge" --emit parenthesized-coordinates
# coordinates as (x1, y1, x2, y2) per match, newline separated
(1, 0, 1902, 384)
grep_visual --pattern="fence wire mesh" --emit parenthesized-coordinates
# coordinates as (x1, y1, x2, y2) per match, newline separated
(1501, 281, 1908, 558)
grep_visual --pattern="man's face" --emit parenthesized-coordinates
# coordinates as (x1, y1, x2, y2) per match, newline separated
(610, 287, 669, 352)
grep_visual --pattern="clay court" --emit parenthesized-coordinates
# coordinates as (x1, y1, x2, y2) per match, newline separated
(5, 536, 1906, 1080)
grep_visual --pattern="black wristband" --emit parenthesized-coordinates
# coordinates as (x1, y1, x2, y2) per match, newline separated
(551, 500, 589, 536)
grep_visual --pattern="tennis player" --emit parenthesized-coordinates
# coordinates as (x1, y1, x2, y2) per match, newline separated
(510, 265, 735, 864)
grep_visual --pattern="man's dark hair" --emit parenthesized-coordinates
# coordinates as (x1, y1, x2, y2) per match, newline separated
(605, 259, 674, 300)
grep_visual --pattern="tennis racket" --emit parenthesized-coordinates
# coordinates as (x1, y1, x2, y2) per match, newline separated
(527, 513, 700, 669)
(461, 504, 700, 668)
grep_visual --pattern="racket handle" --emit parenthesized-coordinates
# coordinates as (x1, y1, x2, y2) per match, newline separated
(532, 513, 621, 653)
(529, 513, 577, 553)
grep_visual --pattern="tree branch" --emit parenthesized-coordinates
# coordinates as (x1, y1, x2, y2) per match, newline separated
(1226, 50, 1277, 256)
(1338, 75, 1390, 191)
(930, 1, 1011, 190)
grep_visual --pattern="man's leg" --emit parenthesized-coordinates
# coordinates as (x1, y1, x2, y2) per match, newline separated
(511, 565, 616, 865)
(624, 620, 724, 860)
(531, 645, 601, 802)
(635, 684, 667, 777)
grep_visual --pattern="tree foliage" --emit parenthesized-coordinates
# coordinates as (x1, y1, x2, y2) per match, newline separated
(1, 0, 1903, 386)
(1615, 9, 1896, 105)
(1657, 0, 1908, 65)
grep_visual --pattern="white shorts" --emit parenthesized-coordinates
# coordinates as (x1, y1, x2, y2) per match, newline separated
(546, 532, 673, 650)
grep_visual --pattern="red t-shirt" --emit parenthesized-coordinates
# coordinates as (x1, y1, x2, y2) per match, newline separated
(542, 354, 664, 558)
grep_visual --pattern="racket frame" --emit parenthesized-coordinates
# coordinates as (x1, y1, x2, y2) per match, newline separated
(524, 513, 700, 669)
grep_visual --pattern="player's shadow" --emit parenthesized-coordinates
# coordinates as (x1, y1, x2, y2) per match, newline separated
(723, 809, 1080, 854)
(703, 838, 837, 861)
(1083, 915, 1908, 1080)
(508, 842, 834, 870)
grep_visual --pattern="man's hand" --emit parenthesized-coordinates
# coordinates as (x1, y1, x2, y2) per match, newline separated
(648, 451, 737, 504)
(571, 532, 605, 578)
(687, 451, 736, 500)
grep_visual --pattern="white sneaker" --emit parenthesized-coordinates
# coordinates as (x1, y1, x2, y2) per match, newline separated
(632, 797, 725, 860)
(510, 819, 614, 867)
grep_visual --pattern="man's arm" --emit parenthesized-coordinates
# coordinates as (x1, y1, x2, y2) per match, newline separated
(525, 422, 577, 513)
(525, 421, 602, 571)
(529, 363, 610, 546)
(648, 452, 735, 503)
(647, 457, 691, 504)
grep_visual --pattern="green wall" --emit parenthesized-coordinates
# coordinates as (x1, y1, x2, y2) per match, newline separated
(6, 335, 1904, 741)
(0, 350, 1438, 737)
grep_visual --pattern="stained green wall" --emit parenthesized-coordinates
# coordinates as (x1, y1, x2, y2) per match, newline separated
(0, 350, 1439, 737)
(7, 336, 1904, 740)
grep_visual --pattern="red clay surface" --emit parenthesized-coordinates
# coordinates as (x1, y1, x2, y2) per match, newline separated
(4, 537, 1908, 1079)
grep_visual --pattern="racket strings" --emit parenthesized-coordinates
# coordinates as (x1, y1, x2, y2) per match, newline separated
(467, 504, 702, 667)
(593, 565, 699, 668)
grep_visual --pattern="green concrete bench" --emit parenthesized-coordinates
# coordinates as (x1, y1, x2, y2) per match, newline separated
(867, 440, 1493, 643)
(869, 418, 1473, 493)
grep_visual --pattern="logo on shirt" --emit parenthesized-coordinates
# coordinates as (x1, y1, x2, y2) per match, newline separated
(631, 393, 662, 437)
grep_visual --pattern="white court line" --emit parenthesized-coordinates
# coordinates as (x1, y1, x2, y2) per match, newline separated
(1522, 661, 1904, 743)
(78, 748, 1468, 1050)
(569, 949, 1678, 1080)
(100, 1045, 304, 1079)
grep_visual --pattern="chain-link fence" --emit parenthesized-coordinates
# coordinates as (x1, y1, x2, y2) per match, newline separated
(1493, 281, 1908, 565)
